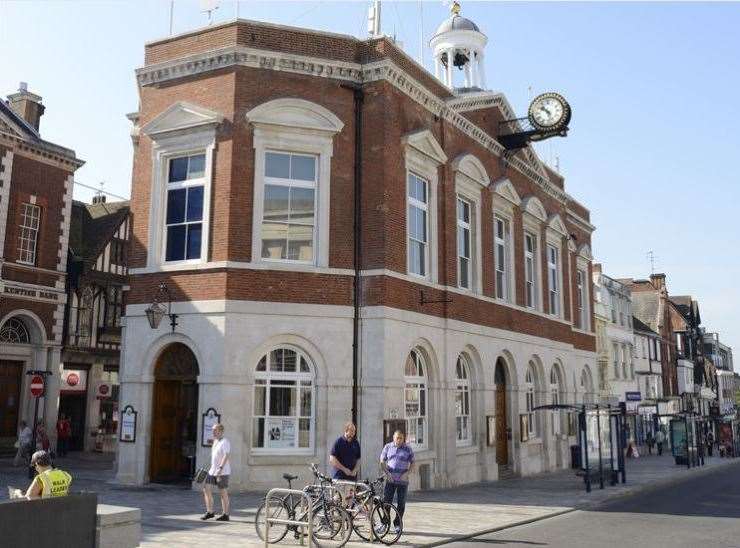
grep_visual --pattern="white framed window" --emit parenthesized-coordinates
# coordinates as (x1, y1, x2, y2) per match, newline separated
(405, 349, 428, 450)
(580, 369, 591, 404)
(525, 364, 537, 438)
(455, 354, 472, 446)
(547, 244, 560, 316)
(248, 98, 343, 270)
(253, 347, 314, 453)
(576, 270, 587, 329)
(164, 153, 206, 262)
(622, 344, 628, 379)
(524, 232, 538, 309)
(408, 172, 429, 277)
(494, 215, 512, 301)
(260, 151, 318, 263)
(17, 203, 41, 265)
(550, 367, 561, 436)
(629, 345, 635, 379)
(457, 196, 472, 289)
(613, 343, 620, 378)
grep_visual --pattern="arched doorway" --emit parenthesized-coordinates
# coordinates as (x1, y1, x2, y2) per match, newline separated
(150, 343, 199, 483)
(494, 358, 509, 466)
(0, 317, 31, 450)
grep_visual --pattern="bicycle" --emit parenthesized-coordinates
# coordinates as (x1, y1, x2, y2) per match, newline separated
(342, 476, 403, 545)
(255, 464, 352, 547)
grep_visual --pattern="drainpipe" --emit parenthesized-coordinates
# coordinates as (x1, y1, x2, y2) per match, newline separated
(341, 83, 364, 426)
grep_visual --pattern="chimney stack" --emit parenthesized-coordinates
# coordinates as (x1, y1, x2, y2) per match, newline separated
(7, 82, 45, 132)
(650, 272, 666, 291)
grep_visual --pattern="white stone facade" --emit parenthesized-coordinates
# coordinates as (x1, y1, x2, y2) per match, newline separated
(116, 300, 597, 491)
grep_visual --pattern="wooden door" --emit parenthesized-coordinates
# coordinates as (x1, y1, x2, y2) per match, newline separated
(150, 380, 181, 482)
(495, 383, 508, 465)
(0, 361, 22, 440)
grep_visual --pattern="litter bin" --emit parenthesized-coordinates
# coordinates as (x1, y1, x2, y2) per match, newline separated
(570, 444, 581, 469)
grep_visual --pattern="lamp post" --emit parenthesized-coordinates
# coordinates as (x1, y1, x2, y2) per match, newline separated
(145, 282, 178, 332)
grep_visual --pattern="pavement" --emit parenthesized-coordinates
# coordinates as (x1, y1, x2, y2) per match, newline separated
(1, 452, 738, 547)
(451, 459, 740, 547)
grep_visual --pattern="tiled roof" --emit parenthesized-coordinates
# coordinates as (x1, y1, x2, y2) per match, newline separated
(69, 200, 129, 261)
(632, 316, 658, 336)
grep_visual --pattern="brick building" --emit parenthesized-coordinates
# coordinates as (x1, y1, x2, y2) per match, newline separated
(0, 84, 83, 454)
(117, 12, 597, 490)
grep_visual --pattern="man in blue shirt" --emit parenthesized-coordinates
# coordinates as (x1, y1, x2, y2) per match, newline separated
(329, 422, 361, 480)
(380, 430, 415, 533)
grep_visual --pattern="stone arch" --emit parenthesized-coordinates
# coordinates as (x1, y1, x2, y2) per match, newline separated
(527, 354, 546, 390)
(247, 333, 328, 385)
(454, 344, 484, 386)
(405, 337, 441, 385)
(0, 309, 47, 344)
(494, 349, 518, 386)
(143, 332, 205, 381)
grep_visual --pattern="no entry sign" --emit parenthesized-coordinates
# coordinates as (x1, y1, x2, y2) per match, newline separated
(30, 375, 44, 397)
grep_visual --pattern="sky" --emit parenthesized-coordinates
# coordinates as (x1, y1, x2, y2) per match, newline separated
(1, 1, 739, 355)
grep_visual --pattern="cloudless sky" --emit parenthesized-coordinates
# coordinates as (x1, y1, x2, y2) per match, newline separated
(2, 1, 739, 356)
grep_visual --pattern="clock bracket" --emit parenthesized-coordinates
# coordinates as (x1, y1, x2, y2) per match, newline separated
(497, 116, 569, 151)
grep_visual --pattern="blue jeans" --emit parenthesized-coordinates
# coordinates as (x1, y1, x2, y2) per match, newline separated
(383, 481, 408, 524)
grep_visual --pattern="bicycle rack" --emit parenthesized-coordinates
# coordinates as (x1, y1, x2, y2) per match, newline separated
(264, 488, 314, 547)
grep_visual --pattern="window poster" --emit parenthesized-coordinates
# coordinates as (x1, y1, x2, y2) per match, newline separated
(266, 418, 296, 448)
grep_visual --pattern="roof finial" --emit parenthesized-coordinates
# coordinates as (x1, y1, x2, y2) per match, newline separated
(451, 1, 461, 16)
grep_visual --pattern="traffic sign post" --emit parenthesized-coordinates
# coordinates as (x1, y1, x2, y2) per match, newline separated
(25, 370, 50, 479)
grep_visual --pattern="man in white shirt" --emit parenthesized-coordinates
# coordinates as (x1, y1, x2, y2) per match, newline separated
(201, 423, 231, 521)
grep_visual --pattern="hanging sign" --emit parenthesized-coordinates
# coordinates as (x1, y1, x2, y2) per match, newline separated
(61, 369, 87, 392)
(266, 417, 296, 449)
(119, 405, 137, 443)
(201, 407, 221, 447)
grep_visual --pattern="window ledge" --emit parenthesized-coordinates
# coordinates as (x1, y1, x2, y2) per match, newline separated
(411, 449, 436, 461)
(456, 444, 478, 455)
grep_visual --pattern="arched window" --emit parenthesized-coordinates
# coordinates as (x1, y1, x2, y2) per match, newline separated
(455, 354, 472, 446)
(405, 349, 428, 449)
(580, 367, 593, 404)
(550, 366, 562, 436)
(525, 363, 536, 438)
(253, 347, 314, 452)
(0, 317, 30, 344)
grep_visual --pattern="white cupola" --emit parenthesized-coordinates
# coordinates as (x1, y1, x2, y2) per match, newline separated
(430, 1, 488, 91)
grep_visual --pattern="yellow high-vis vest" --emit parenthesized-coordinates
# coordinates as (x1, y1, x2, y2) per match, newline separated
(38, 469, 72, 498)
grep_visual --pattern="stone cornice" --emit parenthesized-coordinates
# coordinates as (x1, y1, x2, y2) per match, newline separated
(136, 46, 568, 205)
(0, 130, 83, 171)
(566, 209, 596, 233)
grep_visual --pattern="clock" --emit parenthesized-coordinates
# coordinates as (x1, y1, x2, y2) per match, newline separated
(528, 93, 571, 132)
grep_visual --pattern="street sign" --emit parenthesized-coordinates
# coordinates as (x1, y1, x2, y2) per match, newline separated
(625, 391, 642, 402)
(30, 374, 44, 398)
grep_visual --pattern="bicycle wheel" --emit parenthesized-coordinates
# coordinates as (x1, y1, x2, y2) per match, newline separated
(255, 497, 291, 543)
(310, 502, 352, 548)
(371, 502, 402, 545)
(350, 498, 374, 541)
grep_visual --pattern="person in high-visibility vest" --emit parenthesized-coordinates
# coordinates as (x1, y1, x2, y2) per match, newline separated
(24, 450, 72, 499)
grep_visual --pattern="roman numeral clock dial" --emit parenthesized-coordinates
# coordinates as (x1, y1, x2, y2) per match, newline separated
(528, 92, 571, 133)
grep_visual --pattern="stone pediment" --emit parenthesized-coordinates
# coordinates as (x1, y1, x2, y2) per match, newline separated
(578, 244, 593, 260)
(141, 101, 225, 137)
(451, 154, 489, 187)
(492, 178, 522, 206)
(246, 98, 344, 134)
(547, 214, 568, 236)
(402, 129, 448, 165)
(521, 196, 548, 222)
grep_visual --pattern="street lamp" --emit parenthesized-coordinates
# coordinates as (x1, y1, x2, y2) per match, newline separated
(145, 283, 178, 332)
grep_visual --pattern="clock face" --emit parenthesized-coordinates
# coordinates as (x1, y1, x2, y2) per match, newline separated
(528, 93, 571, 131)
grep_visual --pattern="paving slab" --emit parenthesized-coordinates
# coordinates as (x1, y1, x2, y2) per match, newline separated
(1, 452, 737, 547)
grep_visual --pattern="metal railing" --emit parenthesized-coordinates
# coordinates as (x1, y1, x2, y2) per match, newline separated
(264, 488, 314, 548)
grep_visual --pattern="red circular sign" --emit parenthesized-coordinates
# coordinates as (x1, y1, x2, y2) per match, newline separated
(30, 375, 44, 397)
(66, 372, 80, 387)
(98, 384, 110, 396)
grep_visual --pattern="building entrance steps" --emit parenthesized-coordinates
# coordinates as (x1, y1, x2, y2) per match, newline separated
(1, 453, 737, 547)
